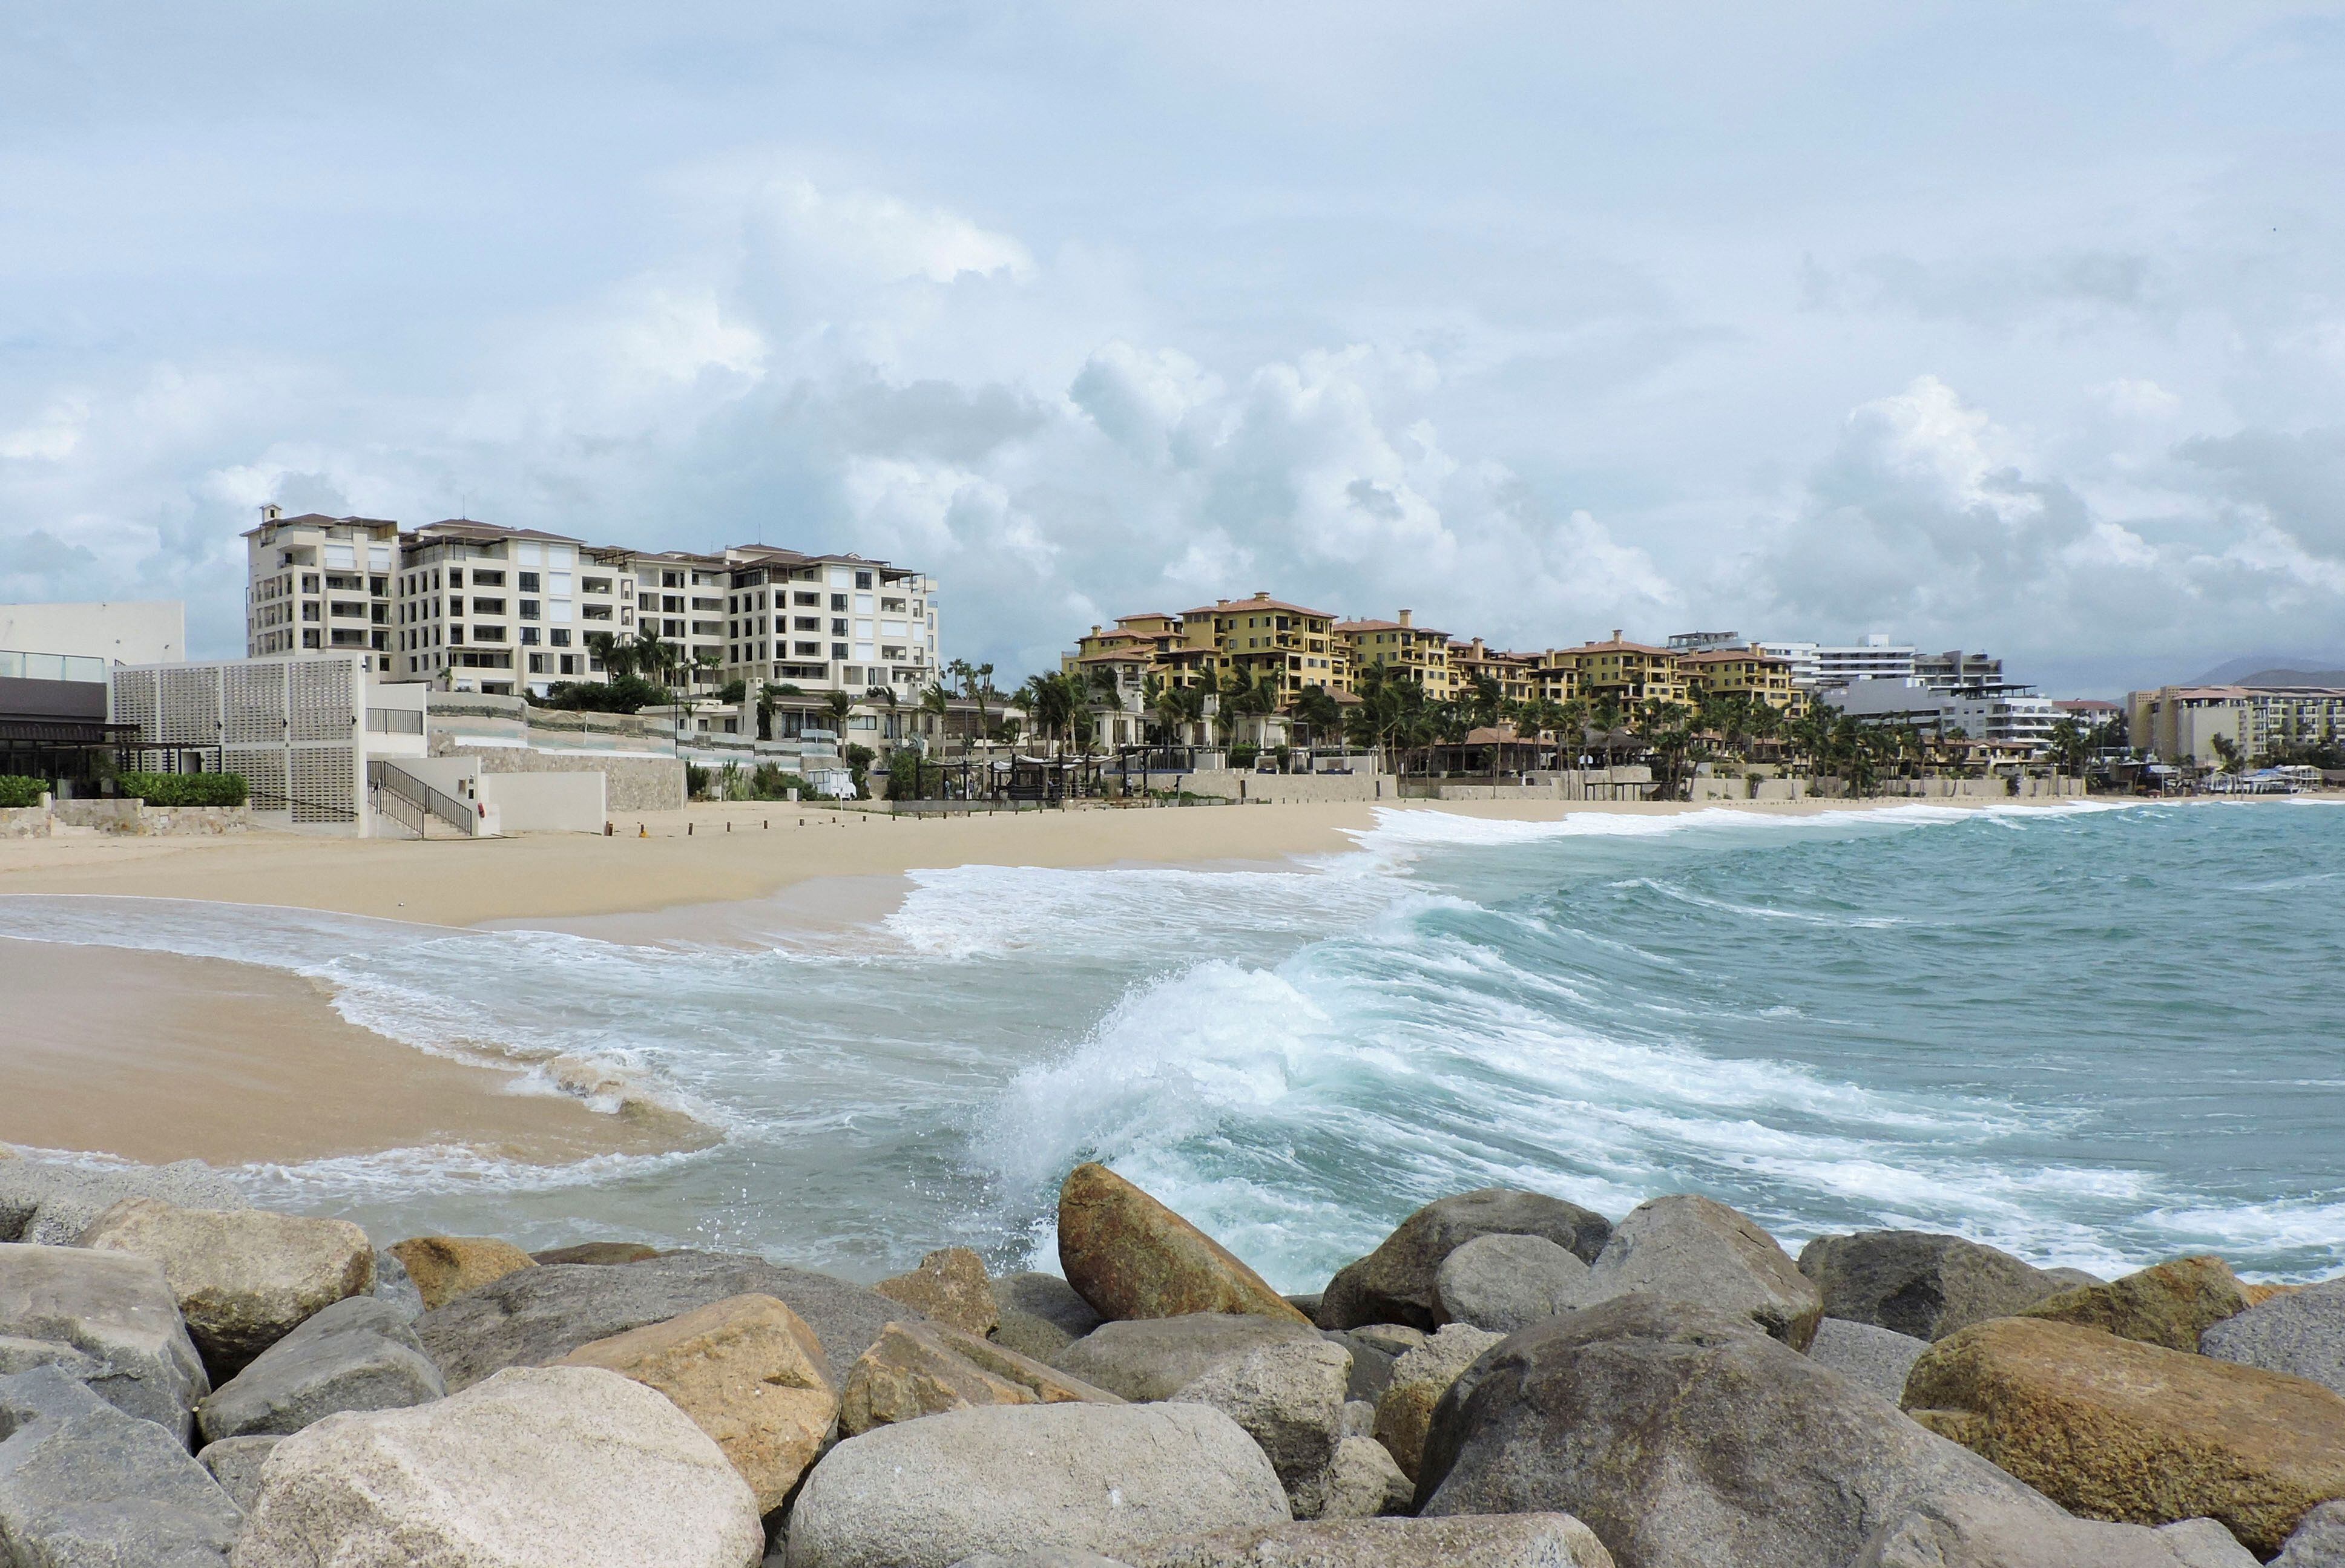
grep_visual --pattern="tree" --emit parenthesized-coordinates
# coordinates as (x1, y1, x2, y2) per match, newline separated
(2209, 733, 2245, 774)
(824, 689, 852, 733)
(1294, 685, 1340, 750)
(920, 681, 952, 748)
(2045, 717, 2091, 779)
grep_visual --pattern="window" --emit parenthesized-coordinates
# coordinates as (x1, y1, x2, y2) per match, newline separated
(370, 576, 389, 597)
(855, 571, 872, 590)
(795, 616, 820, 631)
(830, 593, 847, 611)
(301, 574, 320, 593)
(663, 595, 684, 613)
(472, 597, 504, 615)
(449, 569, 465, 586)
(518, 571, 541, 592)
(450, 625, 465, 643)
(528, 653, 547, 674)
(473, 569, 505, 587)
(830, 618, 847, 636)
(620, 579, 633, 597)
(559, 654, 576, 675)
(832, 642, 849, 660)
(794, 641, 823, 657)
(521, 627, 541, 646)
(301, 602, 320, 622)
(519, 599, 540, 620)
(583, 603, 613, 621)
(550, 629, 570, 647)
(795, 591, 820, 607)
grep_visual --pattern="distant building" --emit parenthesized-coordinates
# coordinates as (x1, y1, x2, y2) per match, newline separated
(1334, 608, 1453, 701)
(1826, 667, 2057, 749)
(1666, 630, 1747, 654)
(1547, 631, 1692, 709)
(2127, 684, 2345, 764)
(1, 599, 185, 785)
(1677, 648, 1801, 712)
(2052, 698, 2122, 734)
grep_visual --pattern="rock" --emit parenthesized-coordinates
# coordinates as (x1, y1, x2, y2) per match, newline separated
(1171, 1337, 1352, 1500)
(0, 1363, 243, 1567)
(1345, 1323, 1426, 1357)
(557, 1291, 836, 1514)
(1581, 1195, 1821, 1349)
(1318, 1189, 1613, 1331)
(1855, 1492, 2263, 1567)
(389, 1233, 538, 1310)
(1797, 1230, 2067, 1341)
(1058, 1163, 1308, 1325)
(0, 1155, 243, 1246)
(840, 1317, 1119, 1436)
(1417, 1295, 2050, 1568)
(2245, 1281, 2304, 1307)
(1903, 1314, 2345, 1557)
(1051, 1313, 1325, 1402)
(992, 1271, 1105, 1360)
(1322, 1330, 1396, 1400)
(1284, 1293, 1322, 1317)
(2274, 1501, 2345, 1567)
(1338, 1398, 1374, 1438)
(1435, 1233, 1601, 1333)
(417, 1248, 912, 1389)
(1372, 1322, 1502, 1481)
(198, 1433, 280, 1513)
(951, 1555, 1134, 1568)
(784, 1402, 1289, 1568)
(2018, 1255, 2251, 1351)
(1289, 1435, 1415, 1521)
(1127, 1515, 1617, 1567)
(197, 1293, 444, 1443)
(1809, 1317, 1930, 1403)
(234, 1364, 764, 1568)
(76, 1198, 375, 1375)
(878, 1247, 1001, 1335)
(532, 1241, 662, 1265)
(2202, 1276, 2345, 1398)
(2046, 1267, 2107, 1290)
(0, 1239, 209, 1439)
(371, 1247, 425, 1320)
(0, 1331, 102, 1380)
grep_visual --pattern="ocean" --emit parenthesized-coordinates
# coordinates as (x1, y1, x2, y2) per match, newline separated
(5, 798, 2340, 1287)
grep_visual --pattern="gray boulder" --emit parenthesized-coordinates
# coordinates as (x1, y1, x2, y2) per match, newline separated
(416, 1248, 910, 1388)
(0, 1364, 242, 1567)
(1322, 1330, 1397, 1400)
(1126, 1515, 1616, 1567)
(0, 1239, 209, 1440)
(784, 1402, 1290, 1568)
(1798, 1231, 2066, 1341)
(1289, 1435, 1413, 1521)
(1810, 1317, 1931, 1403)
(952, 1555, 1134, 1568)
(1170, 1337, 1351, 1501)
(1436, 1233, 1602, 1333)
(1583, 1195, 1821, 1349)
(0, 1156, 242, 1246)
(197, 1433, 280, 1513)
(370, 1247, 425, 1320)
(2274, 1500, 2345, 1567)
(991, 1271, 1103, 1361)
(1373, 1323, 1505, 1481)
(1320, 1190, 1613, 1330)
(197, 1293, 445, 1443)
(2200, 1278, 2345, 1398)
(1416, 1294, 2056, 1568)
(1051, 1313, 1324, 1402)
(1855, 1493, 2260, 1567)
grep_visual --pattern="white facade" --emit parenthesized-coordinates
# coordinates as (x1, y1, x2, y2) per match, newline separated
(718, 547, 942, 700)
(245, 509, 397, 668)
(1, 600, 185, 679)
(1826, 676, 2058, 749)
(111, 654, 377, 830)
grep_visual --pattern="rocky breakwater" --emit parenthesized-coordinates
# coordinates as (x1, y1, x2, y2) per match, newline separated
(2, 1145, 2341, 1567)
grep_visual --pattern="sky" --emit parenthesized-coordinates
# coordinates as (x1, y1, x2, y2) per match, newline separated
(4, 2, 2344, 697)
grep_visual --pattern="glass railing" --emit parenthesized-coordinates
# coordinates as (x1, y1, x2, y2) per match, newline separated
(0, 649, 107, 683)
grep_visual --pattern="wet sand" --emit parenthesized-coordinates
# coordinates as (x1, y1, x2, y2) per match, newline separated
(0, 937, 704, 1166)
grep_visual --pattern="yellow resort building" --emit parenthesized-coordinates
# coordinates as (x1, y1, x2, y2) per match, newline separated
(1550, 631, 1692, 709)
(1335, 610, 1456, 701)
(1677, 647, 1802, 712)
(1171, 592, 1341, 701)
(1448, 638, 1539, 706)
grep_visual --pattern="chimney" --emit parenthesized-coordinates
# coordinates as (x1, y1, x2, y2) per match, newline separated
(1611, 629, 1623, 642)
(261, 503, 282, 524)
(1254, 590, 1271, 601)
(1090, 625, 1101, 636)
(1399, 609, 1413, 627)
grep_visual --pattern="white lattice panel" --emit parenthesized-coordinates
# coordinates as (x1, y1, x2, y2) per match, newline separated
(223, 663, 288, 745)
(110, 669, 157, 735)
(288, 745, 356, 822)
(288, 661, 354, 743)
(224, 747, 287, 812)
(155, 666, 222, 746)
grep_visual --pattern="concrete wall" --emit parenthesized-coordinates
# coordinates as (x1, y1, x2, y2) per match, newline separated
(450, 744, 685, 812)
(0, 805, 51, 838)
(481, 770, 606, 833)
(1180, 769, 1385, 803)
(0, 601, 184, 668)
(48, 800, 251, 835)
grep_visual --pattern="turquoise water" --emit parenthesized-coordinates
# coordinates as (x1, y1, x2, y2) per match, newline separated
(3, 799, 2338, 1285)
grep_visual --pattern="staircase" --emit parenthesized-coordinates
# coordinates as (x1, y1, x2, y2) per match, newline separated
(367, 761, 482, 839)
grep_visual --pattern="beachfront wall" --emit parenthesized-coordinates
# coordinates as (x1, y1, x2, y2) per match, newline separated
(423, 690, 685, 813)
(480, 769, 607, 832)
(0, 804, 51, 838)
(48, 800, 252, 835)
(1180, 769, 1386, 803)
(453, 745, 683, 813)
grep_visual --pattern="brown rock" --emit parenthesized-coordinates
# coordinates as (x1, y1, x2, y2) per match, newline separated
(1057, 1163, 1308, 1325)
(556, 1291, 835, 1513)
(1903, 1314, 2345, 1555)
(530, 1242, 660, 1266)
(2245, 1282, 2305, 1308)
(876, 1247, 999, 1335)
(1373, 1324, 1503, 1481)
(840, 1317, 1120, 1435)
(389, 1236, 537, 1311)
(2018, 1254, 2252, 1352)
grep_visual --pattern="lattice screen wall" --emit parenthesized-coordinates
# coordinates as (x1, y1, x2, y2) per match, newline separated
(110, 656, 363, 827)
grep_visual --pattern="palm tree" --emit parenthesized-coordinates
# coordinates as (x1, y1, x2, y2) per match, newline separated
(585, 631, 636, 680)
(1294, 685, 1341, 752)
(824, 689, 852, 736)
(920, 681, 952, 750)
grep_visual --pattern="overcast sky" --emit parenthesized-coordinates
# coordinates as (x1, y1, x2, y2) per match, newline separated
(5, 2, 2344, 695)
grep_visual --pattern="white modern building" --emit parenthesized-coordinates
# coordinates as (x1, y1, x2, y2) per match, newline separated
(1826, 674, 2058, 749)
(2, 600, 186, 679)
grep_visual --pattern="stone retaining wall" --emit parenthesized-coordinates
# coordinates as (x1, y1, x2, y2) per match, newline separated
(1179, 769, 1385, 803)
(48, 800, 252, 835)
(441, 744, 686, 813)
(0, 804, 51, 838)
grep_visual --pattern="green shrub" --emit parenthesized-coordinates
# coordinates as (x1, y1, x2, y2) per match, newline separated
(0, 776, 45, 809)
(686, 764, 712, 799)
(118, 772, 247, 807)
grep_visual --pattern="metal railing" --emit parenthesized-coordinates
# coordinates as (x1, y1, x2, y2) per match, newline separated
(366, 760, 479, 838)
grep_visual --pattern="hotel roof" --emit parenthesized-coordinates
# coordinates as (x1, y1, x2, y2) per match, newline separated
(1182, 592, 1337, 620)
(1677, 648, 1792, 666)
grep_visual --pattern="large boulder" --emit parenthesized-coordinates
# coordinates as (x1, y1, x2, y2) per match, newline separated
(0, 1239, 209, 1440)
(1809, 1317, 1930, 1404)
(1855, 1492, 2261, 1568)
(233, 1364, 764, 1568)
(0, 1155, 242, 1247)
(1372, 1322, 1503, 1481)
(1051, 1313, 1324, 1402)
(197, 1293, 444, 1443)
(76, 1198, 375, 1374)
(1170, 1337, 1352, 1503)
(2201, 1276, 2345, 1398)
(2273, 1501, 2345, 1567)
(878, 1248, 1000, 1336)
(556, 1292, 835, 1514)
(1416, 1294, 2051, 1568)
(1057, 1164, 1307, 1324)
(197, 1433, 280, 1514)
(1318, 1190, 1612, 1331)
(1291, 1435, 1415, 1521)
(0, 1364, 243, 1568)
(418, 1248, 910, 1389)
(784, 1402, 1291, 1568)
(1797, 1231, 2066, 1341)
(389, 1235, 539, 1310)
(370, 1248, 425, 1320)
(840, 1318, 1119, 1437)
(2018, 1255, 2251, 1351)
(992, 1271, 1103, 1362)
(1582, 1195, 1820, 1349)
(1435, 1233, 1602, 1334)
(1903, 1315, 2345, 1557)
(1126, 1514, 1617, 1567)
(531, 1241, 662, 1265)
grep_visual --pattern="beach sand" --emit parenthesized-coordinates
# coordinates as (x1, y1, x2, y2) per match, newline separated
(0, 937, 705, 1166)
